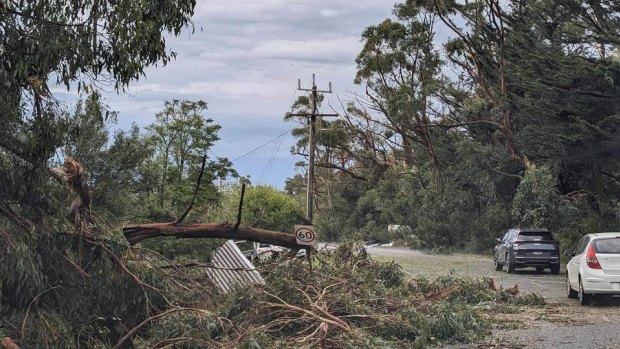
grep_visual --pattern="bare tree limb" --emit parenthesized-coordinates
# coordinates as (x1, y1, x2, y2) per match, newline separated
(63, 255, 90, 278)
(123, 222, 308, 250)
(20, 286, 62, 341)
(176, 155, 207, 224)
(233, 183, 246, 232)
(315, 162, 367, 181)
(112, 308, 214, 349)
(0, 204, 33, 233)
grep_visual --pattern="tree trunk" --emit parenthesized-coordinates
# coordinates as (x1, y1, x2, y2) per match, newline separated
(123, 222, 308, 250)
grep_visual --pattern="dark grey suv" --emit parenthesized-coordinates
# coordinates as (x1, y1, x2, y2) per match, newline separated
(494, 228, 560, 274)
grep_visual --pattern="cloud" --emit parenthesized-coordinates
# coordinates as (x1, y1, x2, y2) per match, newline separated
(320, 9, 340, 18)
(249, 37, 360, 63)
(70, 0, 397, 187)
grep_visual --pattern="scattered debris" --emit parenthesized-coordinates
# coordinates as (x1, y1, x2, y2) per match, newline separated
(424, 284, 460, 302)
(205, 240, 265, 293)
(505, 284, 520, 296)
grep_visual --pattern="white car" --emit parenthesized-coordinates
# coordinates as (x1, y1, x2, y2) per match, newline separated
(566, 232, 620, 305)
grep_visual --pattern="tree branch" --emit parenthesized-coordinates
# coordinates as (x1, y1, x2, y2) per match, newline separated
(315, 162, 367, 181)
(176, 155, 207, 224)
(233, 183, 246, 231)
(123, 222, 307, 250)
(112, 308, 214, 349)
(7, 8, 87, 27)
(20, 286, 62, 341)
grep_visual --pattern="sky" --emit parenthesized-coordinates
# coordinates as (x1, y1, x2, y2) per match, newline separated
(56, 0, 398, 188)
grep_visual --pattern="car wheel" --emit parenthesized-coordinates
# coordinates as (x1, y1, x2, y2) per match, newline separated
(566, 273, 578, 299)
(494, 256, 503, 271)
(536, 267, 545, 273)
(506, 253, 515, 273)
(550, 264, 560, 275)
(578, 277, 592, 306)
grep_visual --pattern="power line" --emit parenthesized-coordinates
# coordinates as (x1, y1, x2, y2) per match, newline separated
(258, 86, 299, 184)
(230, 125, 295, 163)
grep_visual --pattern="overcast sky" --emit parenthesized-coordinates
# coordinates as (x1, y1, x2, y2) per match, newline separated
(57, 0, 398, 188)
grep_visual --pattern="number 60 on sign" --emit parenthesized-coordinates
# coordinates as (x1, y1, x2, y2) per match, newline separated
(294, 225, 317, 248)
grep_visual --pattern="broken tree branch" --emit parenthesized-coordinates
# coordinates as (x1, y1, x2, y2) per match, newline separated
(112, 308, 214, 349)
(20, 286, 61, 341)
(0, 204, 33, 233)
(123, 223, 308, 250)
(49, 158, 93, 232)
(63, 255, 90, 278)
(176, 155, 207, 224)
(233, 183, 246, 232)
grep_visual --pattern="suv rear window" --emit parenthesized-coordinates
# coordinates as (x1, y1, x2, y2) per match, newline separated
(594, 238, 620, 254)
(517, 232, 554, 241)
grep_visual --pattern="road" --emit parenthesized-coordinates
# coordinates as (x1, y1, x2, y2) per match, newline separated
(368, 246, 620, 349)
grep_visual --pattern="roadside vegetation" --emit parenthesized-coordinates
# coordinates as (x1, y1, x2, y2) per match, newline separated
(1, 241, 544, 348)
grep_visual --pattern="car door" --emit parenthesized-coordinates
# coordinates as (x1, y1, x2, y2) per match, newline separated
(497, 231, 509, 263)
(567, 236, 588, 289)
(500, 231, 514, 263)
(494, 232, 502, 261)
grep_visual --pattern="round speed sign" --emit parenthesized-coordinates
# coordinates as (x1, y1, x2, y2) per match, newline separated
(294, 225, 317, 246)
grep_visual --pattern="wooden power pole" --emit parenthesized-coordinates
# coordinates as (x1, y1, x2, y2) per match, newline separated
(290, 74, 337, 223)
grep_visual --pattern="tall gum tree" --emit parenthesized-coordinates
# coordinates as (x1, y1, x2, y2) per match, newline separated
(0, 0, 199, 216)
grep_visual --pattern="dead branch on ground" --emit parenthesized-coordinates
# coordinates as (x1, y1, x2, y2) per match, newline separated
(111, 307, 218, 349)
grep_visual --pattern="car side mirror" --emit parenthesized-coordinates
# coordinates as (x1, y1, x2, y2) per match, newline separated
(495, 238, 501, 244)
(564, 249, 575, 257)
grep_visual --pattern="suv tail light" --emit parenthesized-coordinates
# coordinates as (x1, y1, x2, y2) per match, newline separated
(586, 244, 602, 269)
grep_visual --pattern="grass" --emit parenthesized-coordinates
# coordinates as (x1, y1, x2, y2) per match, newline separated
(373, 253, 496, 279)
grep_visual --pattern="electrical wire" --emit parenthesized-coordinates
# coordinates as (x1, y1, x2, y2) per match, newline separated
(230, 125, 295, 163)
(257, 87, 299, 184)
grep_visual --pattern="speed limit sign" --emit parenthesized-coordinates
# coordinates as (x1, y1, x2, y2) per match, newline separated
(294, 225, 317, 248)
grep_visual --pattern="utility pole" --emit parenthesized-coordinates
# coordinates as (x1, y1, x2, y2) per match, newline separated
(289, 74, 337, 224)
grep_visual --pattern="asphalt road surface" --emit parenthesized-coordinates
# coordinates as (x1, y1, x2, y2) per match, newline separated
(367, 246, 620, 349)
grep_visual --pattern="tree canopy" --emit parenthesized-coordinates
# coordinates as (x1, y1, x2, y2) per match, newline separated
(287, 0, 620, 250)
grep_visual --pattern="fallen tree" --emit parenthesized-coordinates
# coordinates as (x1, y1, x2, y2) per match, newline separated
(123, 156, 312, 251)
(123, 222, 305, 249)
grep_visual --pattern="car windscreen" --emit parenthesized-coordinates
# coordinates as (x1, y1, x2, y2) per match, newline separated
(517, 232, 554, 241)
(594, 238, 620, 254)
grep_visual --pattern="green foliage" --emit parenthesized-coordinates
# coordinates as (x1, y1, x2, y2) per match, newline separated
(0, 230, 173, 348)
(210, 243, 544, 348)
(1, 0, 196, 92)
(0, 0, 199, 217)
(144, 99, 236, 220)
(214, 185, 304, 232)
(285, 0, 620, 254)
(509, 293, 546, 307)
(428, 302, 488, 342)
(511, 165, 562, 228)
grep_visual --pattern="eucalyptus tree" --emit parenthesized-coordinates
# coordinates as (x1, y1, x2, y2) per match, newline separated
(145, 100, 236, 219)
(354, 1, 443, 168)
(0, 2, 206, 346)
(0, 0, 199, 217)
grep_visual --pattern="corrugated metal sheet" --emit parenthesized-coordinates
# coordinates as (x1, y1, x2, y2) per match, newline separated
(206, 240, 265, 293)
